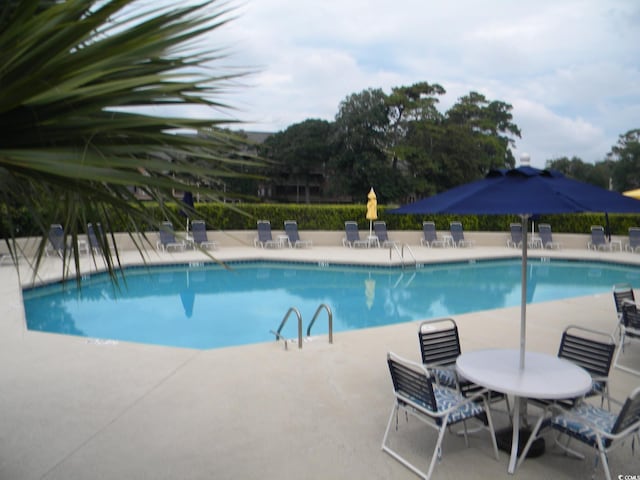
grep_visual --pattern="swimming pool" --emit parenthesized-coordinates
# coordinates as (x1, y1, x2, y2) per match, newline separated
(22, 258, 639, 349)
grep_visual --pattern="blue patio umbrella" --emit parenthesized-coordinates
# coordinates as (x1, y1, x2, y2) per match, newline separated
(390, 165, 640, 369)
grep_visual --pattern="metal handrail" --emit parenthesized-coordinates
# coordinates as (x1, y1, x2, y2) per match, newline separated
(306, 303, 333, 344)
(274, 306, 303, 349)
(401, 243, 418, 267)
(388, 243, 418, 268)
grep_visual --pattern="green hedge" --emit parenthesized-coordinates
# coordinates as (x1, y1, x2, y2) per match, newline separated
(3, 202, 640, 236)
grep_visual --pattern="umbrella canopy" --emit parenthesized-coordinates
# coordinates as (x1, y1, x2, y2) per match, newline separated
(390, 166, 640, 369)
(366, 187, 378, 236)
(623, 188, 640, 200)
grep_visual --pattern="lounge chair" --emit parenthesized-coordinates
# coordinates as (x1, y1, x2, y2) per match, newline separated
(449, 221, 475, 247)
(626, 227, 640, 252)
(518, 386, 640, 479)
(254, 220, 283, 248)
(87, 223, 105, 254)
(420, 221, 446, 247)
(156, 221, 186, 252)
(284, 220, 312, 248)
(373, 221, 398, 248)
(46, 224, 88, 257)
(588, 225, 611, 251)
(382, 352, 499, 480)
(342, 221, 369, 248)
(191, 220, 218, 250)
(613, 302, 640, 376)
(538, 223, 561, 249)
(507, 223, 522, 248)
(45, 224, 66, 257)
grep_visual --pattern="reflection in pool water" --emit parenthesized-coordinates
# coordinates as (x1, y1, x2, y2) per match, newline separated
(22, 259, 640, 349)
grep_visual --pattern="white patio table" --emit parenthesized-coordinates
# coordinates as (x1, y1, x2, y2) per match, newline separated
(456, 349, 592, 474)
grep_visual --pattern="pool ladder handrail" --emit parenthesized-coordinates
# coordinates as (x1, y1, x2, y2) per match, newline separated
(389, 243, 417, 268)
(271, 306, 303, 350)
(306, 303, 333, 344)
(271, 304, 333, 350)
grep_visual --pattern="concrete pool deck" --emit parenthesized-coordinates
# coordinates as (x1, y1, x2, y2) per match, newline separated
(1, 244, 639, 479)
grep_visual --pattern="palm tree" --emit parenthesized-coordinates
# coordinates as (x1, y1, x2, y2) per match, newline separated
(0, 0, 258, 282)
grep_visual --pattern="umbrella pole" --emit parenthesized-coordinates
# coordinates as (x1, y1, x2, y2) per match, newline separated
(520, 214, 529, 370)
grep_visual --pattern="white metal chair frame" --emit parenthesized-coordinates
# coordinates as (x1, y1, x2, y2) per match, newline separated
(518, 387, 640, 480)
(382, 352, 499, 480)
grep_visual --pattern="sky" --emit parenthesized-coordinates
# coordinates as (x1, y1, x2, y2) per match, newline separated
(196, 0, 640, 168)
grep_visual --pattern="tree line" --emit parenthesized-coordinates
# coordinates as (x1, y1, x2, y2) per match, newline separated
(228, 82, 639, 205)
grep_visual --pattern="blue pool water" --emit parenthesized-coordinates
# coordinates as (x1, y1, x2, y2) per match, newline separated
(23, 259, 640, 349)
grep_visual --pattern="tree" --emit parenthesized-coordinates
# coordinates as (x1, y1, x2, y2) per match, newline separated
(545, 156, 611, 189)
(331, 89, 406, 202)
(260, 119, 333, 203)
(443, 92, 520, 175)
(0, 0, 255, 281)
(608, 129, 640, 191)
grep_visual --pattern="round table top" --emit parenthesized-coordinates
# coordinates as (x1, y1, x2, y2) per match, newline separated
(456, 349, 592, 399)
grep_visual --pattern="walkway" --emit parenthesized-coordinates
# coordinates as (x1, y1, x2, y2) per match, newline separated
(0, 245, 638, 479)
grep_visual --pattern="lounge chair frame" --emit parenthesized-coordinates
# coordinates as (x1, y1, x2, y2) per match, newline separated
(284, 220, 312, 248)
(626, 227, 640, 253)
(382, 352, 499, 480)
(588, 225, 611, 251)
(449, 222, 474, 248)
(421, 221, 446, 248)
(538, 223, 561, 249)
(254, 220, 283, 248)
(156, 221, 186, 252)
(342, 221, 369, 248)
(190, 220, 218, 250)
(373, 221, 398, 248)
(507, 223, 523, 248)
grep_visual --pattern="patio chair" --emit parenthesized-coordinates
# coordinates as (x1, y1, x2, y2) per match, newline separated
(518, 386, 640, 480)
(254, 220, 282, 248)
(45, 224, 66, 257)
(373, 221, 398, 248)
(87, 223, 105, 254)
(382, 352, 499, 480)
(507, 223, 523, 248)
(449, 221, 475, 247)
(342, 221, 369, 248)
(613, 283, 635, 321)
(556, 325, 616, 408)
(626, 227, 640, 253)
(191, 220, 218, 250)
(156, 221, 186, 252)
(613, 302, 640, 376)
(588, 225, 611, 251)
(284, 220, 312, 248)
(418, 319, 509, 410)
(46, 224, 88, 257)
(420, 221, 446, 247)
(538, 223, 561, 249)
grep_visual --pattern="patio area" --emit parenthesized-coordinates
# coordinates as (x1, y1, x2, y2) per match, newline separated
(0, 244, 639, 479)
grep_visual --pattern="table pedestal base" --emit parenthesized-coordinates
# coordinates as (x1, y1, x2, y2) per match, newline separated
(496, 427, 545, 458)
